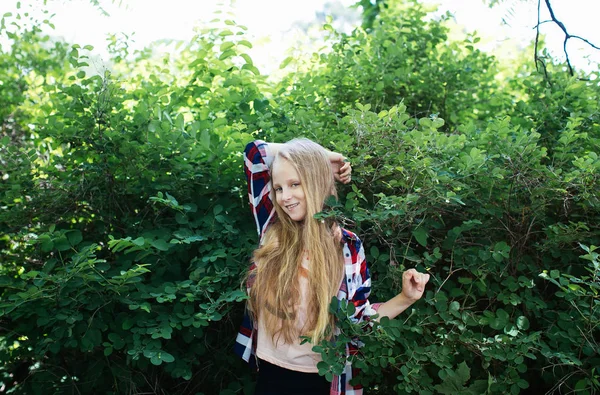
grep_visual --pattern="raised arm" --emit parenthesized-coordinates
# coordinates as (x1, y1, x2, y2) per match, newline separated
(243, 141, 284, 240)
(343, 232, 429, 323)
(376, 269, 429, 320)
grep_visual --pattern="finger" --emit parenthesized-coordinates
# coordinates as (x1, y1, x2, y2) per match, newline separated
(403, 271, 415, 287)
(405, 269, 423, 285)
(329, 152, 344, 163)
(413, 273, 424, 291)
(414, 272, 422, 285)
(417, 273, 429, 292)
(340, 169, 351, 179)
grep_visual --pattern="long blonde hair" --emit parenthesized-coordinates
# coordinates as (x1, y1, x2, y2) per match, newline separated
(247, 138, 344, 345)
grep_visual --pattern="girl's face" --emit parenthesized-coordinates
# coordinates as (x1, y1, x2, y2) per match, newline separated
(272, 157, 307, 222)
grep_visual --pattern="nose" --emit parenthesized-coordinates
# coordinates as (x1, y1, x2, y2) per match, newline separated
(281, 188, 292, 201)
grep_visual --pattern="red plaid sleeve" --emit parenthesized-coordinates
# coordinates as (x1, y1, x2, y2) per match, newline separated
(244, 140, 277, 241)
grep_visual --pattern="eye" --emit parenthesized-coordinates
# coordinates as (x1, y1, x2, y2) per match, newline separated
(292, 183, 300, 188)
(274, 187, 282, 193)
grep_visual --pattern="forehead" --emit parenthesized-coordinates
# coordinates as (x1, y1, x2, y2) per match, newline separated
(271, 157, 300, 183)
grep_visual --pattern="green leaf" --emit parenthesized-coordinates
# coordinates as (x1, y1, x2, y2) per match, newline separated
(151, 351, 175, 365)
(164, 286, 177, 294)
(517, 379, 529, 389)
(370, 246, 379, 259)
(219, 50, 236, 60)
(122, 319, 134, 330)
(67, 230, 83, 246)
(160, 351, 175, 363)
(432, 118, 445, 128)
(455, 361, 470, 383)
(419, 118, 432, 128)
(280, 56, 293, 69)
(516, 316, 530, 330)
(240, 53, 253, 66)
(412, 227, 428, 247)
(220, 41, 234, 52)
(175, 212, 188, 224)
(241, 63, 260, 75)
(54, 236, 71, 251)
(238, 39, 252, 48)
(200, 130, 210, 148)
(449, 301, 460, 317)
(151, 239, 170, 251)
(39, 235, 54, 252)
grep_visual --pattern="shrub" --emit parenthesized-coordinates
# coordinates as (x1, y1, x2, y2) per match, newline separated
(1, 1, 598, 394)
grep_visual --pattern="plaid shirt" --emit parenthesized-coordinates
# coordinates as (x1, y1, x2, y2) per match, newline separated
(234, 140, 381, 395)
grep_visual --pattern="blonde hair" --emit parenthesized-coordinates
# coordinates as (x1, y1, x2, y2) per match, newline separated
(247, 138, 344, 345)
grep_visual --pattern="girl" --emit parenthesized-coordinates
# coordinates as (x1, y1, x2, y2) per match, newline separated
(235, 139, 430, 395)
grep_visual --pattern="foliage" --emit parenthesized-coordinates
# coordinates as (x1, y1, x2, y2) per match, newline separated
(306, 104, 599, 393)
(275, 0, 510, 140)
(1, 0, 599, 394)
(1, 8, 265, 394)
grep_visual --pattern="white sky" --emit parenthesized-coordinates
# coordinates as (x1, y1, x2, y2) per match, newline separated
(1, 0, 599, 74)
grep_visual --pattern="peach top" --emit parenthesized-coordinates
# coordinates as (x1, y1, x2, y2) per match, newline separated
(256, 252, 321, 373)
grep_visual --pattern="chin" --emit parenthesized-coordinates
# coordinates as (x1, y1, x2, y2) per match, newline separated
(286, 211, 306, 222)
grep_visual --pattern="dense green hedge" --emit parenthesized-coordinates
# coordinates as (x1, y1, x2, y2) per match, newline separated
(1, 1, 598, 394)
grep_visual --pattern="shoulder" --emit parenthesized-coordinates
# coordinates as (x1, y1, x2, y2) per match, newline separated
(340, 227, 361, 244)
(340, 227, 364, 252)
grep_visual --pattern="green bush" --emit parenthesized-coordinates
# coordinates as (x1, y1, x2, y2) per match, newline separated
(1, 0, 598, 394)
(1, 13, 265, 395)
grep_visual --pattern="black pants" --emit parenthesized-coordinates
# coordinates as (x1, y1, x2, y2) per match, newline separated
(254, 359, 330, 395)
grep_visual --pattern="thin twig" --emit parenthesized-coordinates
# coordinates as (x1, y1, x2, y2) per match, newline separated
(436, 248, 462, 294)
(570, 35, 600, 50)
(543, 0, 600, 76)
(533, 19, 553, 28)
(534, 0, 542, 73)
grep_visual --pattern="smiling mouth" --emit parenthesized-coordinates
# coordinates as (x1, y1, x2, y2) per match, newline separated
(286, 203, 299, 210)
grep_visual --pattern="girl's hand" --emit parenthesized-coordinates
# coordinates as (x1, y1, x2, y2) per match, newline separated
(401, 268, 430, 302)
(328, 151, 352, 184)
